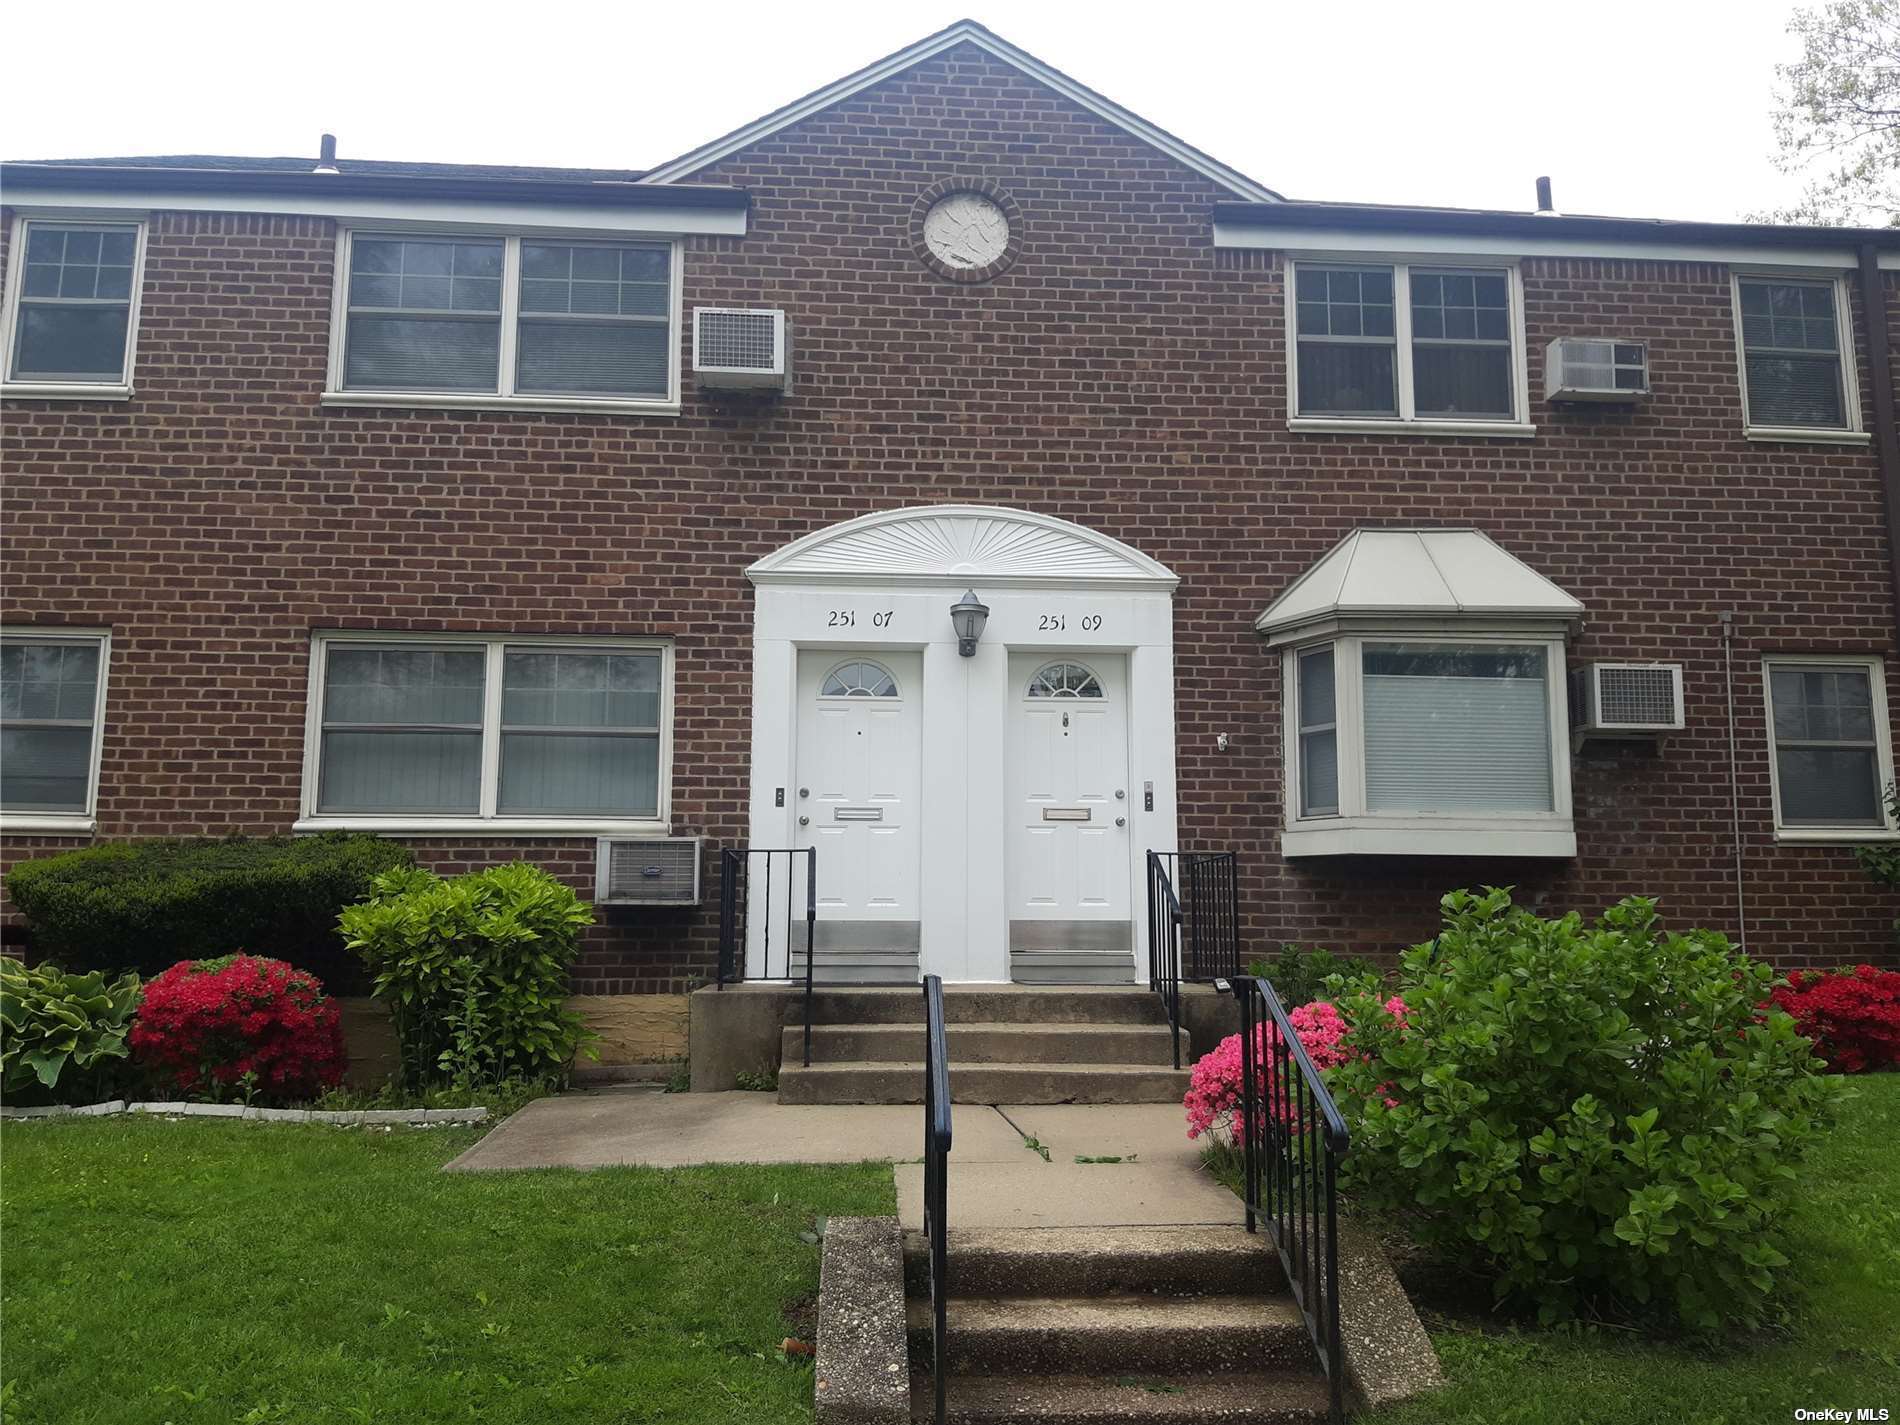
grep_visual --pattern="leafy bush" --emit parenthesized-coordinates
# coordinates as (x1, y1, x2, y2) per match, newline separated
(1246, 944, 1382, 1010)
(4, 834, 413, 983)
(1328, 888, 1842, 1330)
(129, 955, 346, 1103)
(0, 957, 142, 1104)
(339, 864, 596, 1089)
(1767, 964, 1900, 1073)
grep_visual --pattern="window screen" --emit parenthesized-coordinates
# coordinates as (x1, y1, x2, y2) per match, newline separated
(498, 649, 661, 816)
(1737, 280, 1847, 429)
(317, 647, 485, 813)
(0, 639, 102, 812)
(10, 224, 138, 383)
(1361, 644, 1552, 813)
(1768, 663, 1882, 826)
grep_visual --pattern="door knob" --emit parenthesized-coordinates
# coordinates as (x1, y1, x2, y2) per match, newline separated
(799, 788, 809, 798)
(1115, 789, 1125, 799)
(1116, 816, 1126, 827)
(799, 816, 810, 826)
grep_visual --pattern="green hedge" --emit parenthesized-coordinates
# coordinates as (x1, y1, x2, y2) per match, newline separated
(5, 834, 414, 984)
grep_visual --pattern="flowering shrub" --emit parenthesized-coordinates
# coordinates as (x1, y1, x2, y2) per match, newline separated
(1329, 888, 1842, 1331)
(1185, 1000, 1367, 1144)
(129, 955, 345, 1103)
(1767, 964, 1900, 1073)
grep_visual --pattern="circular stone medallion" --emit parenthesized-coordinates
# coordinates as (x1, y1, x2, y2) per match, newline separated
(922, 192, 1011, 273)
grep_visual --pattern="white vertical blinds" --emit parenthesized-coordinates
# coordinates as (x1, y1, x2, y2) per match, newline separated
(1361, 644, 1553, 813)
(317, 647, 485, 813)
(497, 650, 662, 816)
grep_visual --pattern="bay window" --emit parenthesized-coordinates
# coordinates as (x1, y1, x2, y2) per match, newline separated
(299, 633, 671, 832)
(326, 231, 680, 412)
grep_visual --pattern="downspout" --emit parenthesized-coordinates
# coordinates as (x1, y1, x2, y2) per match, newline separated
(1860, 244, 1900, 629)
(1720, 612, 1747, 953)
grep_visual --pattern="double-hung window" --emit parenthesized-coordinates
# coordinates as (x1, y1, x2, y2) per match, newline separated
(1763, 657, 1895, 840)
(0, 629, 110, 830)
(301, 634, 671, 831)
(1289, 260, 1527, 432)
(327, 232, 679, 412)
(2, 218, 147, 398)
(1732, 274, 1862, 440)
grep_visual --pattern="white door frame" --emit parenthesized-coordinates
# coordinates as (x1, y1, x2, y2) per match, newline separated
(745, 506, 1180, 983)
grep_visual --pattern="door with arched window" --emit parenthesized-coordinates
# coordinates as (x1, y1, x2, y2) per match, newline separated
(1006, 652, 1132, 979)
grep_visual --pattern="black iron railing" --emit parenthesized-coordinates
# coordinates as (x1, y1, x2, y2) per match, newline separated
(1145, 851, 1185, 1069)
(1231, 974, 1350, 1424)
(1150, 850, 1241, 981)
(922, 973, 952, 1425)
(716, 846, 817, 1068)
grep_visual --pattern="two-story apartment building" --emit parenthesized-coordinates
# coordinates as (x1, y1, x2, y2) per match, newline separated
(4, 21, 1897, 1053)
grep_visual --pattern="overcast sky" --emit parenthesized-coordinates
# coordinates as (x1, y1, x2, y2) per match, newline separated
(3, 0, 1818, 223)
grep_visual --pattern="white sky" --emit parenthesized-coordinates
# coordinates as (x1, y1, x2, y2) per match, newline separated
(2, 0, 1816, 223)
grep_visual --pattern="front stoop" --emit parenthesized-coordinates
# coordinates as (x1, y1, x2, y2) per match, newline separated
(899, 1226, 1331, 1425)
(778, 988, 1191, 1106)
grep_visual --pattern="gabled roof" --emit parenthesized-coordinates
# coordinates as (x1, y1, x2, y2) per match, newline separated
(1256, 528, 1583, 642)
(638, 18, 1280, 201)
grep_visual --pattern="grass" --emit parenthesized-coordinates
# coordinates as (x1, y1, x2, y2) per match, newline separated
(1211, 1074, 1900, 1424)
(0, 1115, 894, 1425)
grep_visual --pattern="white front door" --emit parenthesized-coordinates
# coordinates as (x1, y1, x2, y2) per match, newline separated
(1007, 654, 1133, 974)
(792, 652, 923, 975)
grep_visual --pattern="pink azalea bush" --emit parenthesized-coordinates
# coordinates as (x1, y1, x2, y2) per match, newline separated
(1186, 1000, 1361, 1144)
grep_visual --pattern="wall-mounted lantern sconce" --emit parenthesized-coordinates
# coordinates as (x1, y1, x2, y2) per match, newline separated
(950, 589, 989, 657)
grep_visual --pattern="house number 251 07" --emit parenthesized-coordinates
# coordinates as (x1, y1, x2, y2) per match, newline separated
(828, 610, 893, 628)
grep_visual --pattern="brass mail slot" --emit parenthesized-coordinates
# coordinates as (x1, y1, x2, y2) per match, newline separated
(834, 806, 884, 822)
(1041, 807, 1092, 822)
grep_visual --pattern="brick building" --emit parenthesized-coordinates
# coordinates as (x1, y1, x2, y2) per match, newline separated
(3, 21, 1897, 1051)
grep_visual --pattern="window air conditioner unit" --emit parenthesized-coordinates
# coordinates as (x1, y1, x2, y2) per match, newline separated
(692, 308, 788, 392)
(595, 836, 701, 906)
(1545, 337, 1649, 402)
(1569, 663, 1685, 740)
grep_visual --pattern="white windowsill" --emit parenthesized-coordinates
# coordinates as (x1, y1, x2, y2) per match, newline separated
(1282, 820, 1577, 859)
(0, 814, 97, 835)
(293, 817, 670, 837)
(1774, 826, 1900, 845)
(1287, 417, 1537, 439)
(320, 391, 681, 418)
(1742, 426, 1873, 446)
(2, 382, 133, 402)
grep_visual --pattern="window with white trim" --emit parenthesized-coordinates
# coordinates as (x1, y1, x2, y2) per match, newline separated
(1763, 657, 1894, 837)
(0, 630, 109, 824)
(303, 634, 670, 828)
(1285, 635, 1571, 845)
(1289, 260, 1525, 427)
(2, 219, 146, 394)
(330, 231, 677, 408)
(1732, 275, 1859, 435)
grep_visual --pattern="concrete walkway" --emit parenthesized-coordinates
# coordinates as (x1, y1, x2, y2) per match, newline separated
(445, 1089, 1240, 1231)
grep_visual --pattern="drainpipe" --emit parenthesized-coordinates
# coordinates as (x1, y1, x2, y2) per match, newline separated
(1720, 612, 1747, 953)
(1859, 244, 1900, 629)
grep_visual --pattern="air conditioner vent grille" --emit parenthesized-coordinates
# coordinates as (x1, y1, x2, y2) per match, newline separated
(1598, 665, 1678, 727)
(596, 837, 700, 905)
(698, 310, 779, 370)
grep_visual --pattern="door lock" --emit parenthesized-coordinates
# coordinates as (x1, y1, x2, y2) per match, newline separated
(798, 816, 810, 826)
(799, 787, 809, 798)
(1114, 788, 1125, 800)
(1115, 816, 1126, 827)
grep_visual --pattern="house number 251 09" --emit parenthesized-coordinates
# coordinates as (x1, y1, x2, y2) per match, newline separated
(828, 610, 893, 628)
(1039, 614, 1104, 631)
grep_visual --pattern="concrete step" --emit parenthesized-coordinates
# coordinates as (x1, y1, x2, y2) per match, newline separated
(784, 1021, 1179, 1067)
(901, 1226, 1284, 1298)
(908, 1370, 1332, 1423)
(777, 1061, 1192, 1106)
(1010, 952, 1140, 986)
(805, 986, 1167, 1027)
(906, 1294, 1314, 1375)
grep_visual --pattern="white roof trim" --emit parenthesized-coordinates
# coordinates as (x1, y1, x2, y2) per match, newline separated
(638, 20, 1279, 202)
(747, 504, 1179, 590)
(1256, 528, 1583, 638)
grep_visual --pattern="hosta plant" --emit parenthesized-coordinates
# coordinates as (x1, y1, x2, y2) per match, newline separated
(0, 957, 142, 1104)
(1328, 888, 1842, 1331)
(130, 955, 346, 1103)
(339, 863, 596, 1089)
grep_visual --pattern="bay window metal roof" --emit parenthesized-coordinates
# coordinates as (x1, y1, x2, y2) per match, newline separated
(1256, 528, 1583, 642)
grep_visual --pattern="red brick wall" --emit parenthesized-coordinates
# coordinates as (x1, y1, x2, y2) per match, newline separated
(4, 41, 1898, 985)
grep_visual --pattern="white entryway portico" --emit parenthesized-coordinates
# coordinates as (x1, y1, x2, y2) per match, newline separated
(745, 505, 1180, 983)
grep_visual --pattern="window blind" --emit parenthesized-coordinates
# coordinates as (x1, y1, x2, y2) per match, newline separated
(1362, 646, 1552, 813)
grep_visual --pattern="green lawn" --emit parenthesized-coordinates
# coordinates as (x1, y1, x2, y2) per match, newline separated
(0, 1117, 894, 1425)
(1360, 1072, 1900, 1425)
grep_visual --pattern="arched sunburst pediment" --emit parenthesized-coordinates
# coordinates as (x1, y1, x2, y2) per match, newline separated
(746, 505, 1178, 590)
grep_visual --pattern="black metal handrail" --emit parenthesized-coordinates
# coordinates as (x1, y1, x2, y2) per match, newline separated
(1231, 974, 1350, 1424)
(716, 847, 817, 1068)
(1150, 850, 1241, 981)
(1145, 851, 1185, 1069)
(922, 973, 952, 1425)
